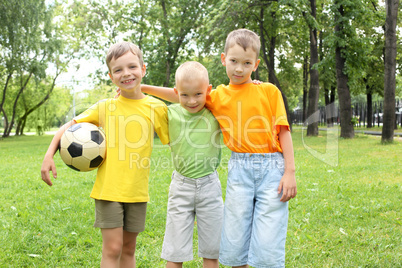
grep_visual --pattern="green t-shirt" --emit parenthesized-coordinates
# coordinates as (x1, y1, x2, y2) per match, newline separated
(168, 104, 221, 179)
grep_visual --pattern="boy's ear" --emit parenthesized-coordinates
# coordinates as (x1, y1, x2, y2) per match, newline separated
(254, 59, 261, 71)
(206, 84, 212, 95)
(221, 53, 226, 66)
(141, 64, 147, 77)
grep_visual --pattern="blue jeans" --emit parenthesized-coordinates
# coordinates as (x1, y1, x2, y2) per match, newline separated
(219, 152, 288, 268)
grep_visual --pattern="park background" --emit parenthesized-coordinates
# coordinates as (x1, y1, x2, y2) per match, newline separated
(0, 0, 401, 267)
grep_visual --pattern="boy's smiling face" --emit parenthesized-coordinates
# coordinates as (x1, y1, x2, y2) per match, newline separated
(108, 51, 146, 99)
(174, 79, 212, 113)
(221, 44, 260, 85)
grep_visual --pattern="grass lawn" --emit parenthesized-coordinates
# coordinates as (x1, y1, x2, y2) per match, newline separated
(0, 130, 400, 267)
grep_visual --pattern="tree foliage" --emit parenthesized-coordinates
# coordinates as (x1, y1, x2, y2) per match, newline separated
(1, 0, 401, 139)
(0, 0, 68, 137)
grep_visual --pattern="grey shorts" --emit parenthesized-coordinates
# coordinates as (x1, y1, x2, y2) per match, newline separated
(94, 200, 147, 233)
(161, 171, 224, 262)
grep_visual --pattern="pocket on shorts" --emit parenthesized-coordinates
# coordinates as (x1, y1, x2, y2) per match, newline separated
(213, 177, 223, 197)
(227, 159, 242, 185)
(168, 173, 179, 198)
(275, 157, 285, 176)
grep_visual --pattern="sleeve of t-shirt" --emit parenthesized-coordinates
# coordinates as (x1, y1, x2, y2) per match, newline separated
(205, 85, 221, 112)
(73, 100, 104, 125)
(270, 86, 290, 132)
(153, 103, 169, 145)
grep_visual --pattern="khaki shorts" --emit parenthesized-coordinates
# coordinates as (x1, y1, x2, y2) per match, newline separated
(94, 200, 147, 233)
(161, 171, 224, 262)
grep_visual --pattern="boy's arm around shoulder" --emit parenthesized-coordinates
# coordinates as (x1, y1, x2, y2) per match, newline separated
(41, 120, 76, 186)
(278, 125, 297, 202)
(141, 84, 179, 103)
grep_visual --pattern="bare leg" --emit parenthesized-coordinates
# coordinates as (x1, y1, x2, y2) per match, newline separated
(203, 258, 219, 268)
(120, 230, 139, 268)
(100, 227, 123, 268)
(166, 261, 183, 268)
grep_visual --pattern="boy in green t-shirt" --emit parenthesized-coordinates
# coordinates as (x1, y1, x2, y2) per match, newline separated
(161, 61, 223, 268)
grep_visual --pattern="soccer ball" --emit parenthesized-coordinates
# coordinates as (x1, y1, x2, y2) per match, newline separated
(59, 123, 106, 172)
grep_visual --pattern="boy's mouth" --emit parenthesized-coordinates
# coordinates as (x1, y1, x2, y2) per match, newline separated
(122, 79, 135, 84)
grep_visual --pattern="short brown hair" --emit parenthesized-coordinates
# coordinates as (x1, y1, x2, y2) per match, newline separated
(106, 42, 143, 72)
(224, 29, 261, 59)
(175, 61, 209, 86)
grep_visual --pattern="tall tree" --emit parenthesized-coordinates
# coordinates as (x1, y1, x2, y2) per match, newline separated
(304, 0, 320, 136)
(148, 0, 208, 87)
(257, 1, 293, 128)
(0, 0, 63, 137)
(333, 0, 354, 138)
(382, 0, 399, 142)
(302, 55, 309, 123)
(15, 65, 63, 135)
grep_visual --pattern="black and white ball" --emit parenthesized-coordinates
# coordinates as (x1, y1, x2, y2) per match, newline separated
(59, 123, 106, 172)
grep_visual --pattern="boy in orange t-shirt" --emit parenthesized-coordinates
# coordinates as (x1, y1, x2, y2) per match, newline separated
(142, 29, 296, 268)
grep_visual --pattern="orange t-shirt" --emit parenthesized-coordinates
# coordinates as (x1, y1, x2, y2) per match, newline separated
(206, 82, 289, 153)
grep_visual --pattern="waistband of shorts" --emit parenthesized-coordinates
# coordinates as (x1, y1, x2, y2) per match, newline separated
(230, 151, 283, 160)
(172, 170, 218, 185)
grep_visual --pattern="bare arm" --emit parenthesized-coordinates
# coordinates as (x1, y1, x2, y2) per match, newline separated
(277, 126, 297, 202)
(141, 84, 179, 103)
(40, 120, 76, 186)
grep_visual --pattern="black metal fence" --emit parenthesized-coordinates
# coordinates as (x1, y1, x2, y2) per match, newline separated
(290, 98, 402, 128)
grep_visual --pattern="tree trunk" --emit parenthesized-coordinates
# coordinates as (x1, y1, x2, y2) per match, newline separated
(18, 71, 59, 135)
(324, 86, 333, 127)
(0, 73, 12, 115)
(306, 0, 320, 136)
(366, 90, 373, 128)
(4, 73, 33, 137)
(335, 3, 354, 138)
(303, 55, 308, 123)
(330, 86, 336, 126)
(15, 116, 25, 136)
(381, 0, 398, 142)
(1, 108, 8, 137)
(164, 61, 171, 87)
(259, 6, 292, 130)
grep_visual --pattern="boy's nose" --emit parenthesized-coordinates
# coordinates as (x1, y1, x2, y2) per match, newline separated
(235, 65, 243, 73)
(122, 68, 130, 76)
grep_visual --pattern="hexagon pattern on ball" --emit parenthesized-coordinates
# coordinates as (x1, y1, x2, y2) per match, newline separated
(59, 123, 106, 172)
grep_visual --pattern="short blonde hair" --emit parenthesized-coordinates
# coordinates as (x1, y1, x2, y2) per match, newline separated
(175, 61, 209, 86)
(106, 41, 143, 71)
(224, 29, 261, 59)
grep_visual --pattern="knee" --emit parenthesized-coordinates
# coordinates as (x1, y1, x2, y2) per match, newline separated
(103, 240, 123, 259)
(122, 239, 137, 255)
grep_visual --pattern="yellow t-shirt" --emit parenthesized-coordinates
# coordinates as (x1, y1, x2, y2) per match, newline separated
(206, 83, 289, 154)
(74, 95, 169, 202)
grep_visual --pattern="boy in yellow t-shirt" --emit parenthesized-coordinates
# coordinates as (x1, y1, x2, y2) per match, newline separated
(41, 42, 169, 267)
(142, 29, 296, 268)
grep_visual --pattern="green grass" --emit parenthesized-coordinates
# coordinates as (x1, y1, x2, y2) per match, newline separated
(0, 131, 400, 267)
